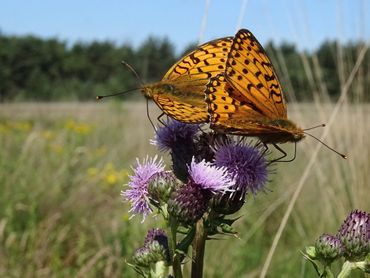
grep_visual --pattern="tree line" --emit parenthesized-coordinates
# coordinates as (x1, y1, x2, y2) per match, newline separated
(0, 33, 369, 102)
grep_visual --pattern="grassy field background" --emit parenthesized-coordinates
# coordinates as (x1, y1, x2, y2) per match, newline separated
(0, 100, 369, 277)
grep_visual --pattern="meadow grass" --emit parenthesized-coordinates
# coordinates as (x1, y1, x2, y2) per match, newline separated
(0, 101, 369, 277)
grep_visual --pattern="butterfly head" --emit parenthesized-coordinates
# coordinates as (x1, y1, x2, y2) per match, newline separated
(141, 83, 175, 99)
(291, 130, 305, 142)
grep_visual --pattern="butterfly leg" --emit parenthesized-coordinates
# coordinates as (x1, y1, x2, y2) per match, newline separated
(252, 142, 270, 163)
(260, 142, 269, 156)
(157, 112, 167, 126)
(237, 136, 245, 145)
(270, 143, 296, 163)
(146, 99, 157, 131)
(197, 125, 207, 135)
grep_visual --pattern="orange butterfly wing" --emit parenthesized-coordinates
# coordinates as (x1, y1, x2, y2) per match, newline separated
(205, 30, 303, 143)
(224, 29, 287, 119)
(206, 73, 283, 135)
(152, 95, 210, 123)
(163, 37, 233, 82)
(143, 37, 233, 123)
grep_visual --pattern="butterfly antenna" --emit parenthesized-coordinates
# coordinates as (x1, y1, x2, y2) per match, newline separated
(303, 132, 347, 159)
(96, 87, 139, 100)
(121, 60, 144, 86)
(303, 124, 326, 131)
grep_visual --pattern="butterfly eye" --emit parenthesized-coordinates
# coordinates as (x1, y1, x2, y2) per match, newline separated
(163, 84, 174, 92)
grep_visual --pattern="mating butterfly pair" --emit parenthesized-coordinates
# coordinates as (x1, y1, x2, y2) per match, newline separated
(142, 29, 304, 147)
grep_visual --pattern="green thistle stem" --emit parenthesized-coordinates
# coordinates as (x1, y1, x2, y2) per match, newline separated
(337, 261, 359, 278)
(191, 219, 206, 278)
(150, 261, 168, 278)
(322, 265, 334, 278)
(168, 217, 182, 278)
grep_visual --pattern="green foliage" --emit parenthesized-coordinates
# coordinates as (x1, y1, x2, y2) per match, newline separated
(1, 34, 369, 101)
(0, 35, 176, 101)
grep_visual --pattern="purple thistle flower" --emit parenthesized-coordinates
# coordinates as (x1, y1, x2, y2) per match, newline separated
(144, 228, 168, 247)
(122, 156, 165, 221)
(152, 119, 199, 182)
(188, 158, 235, 193)
(152, 119, 198, 152)
(214, 142, 268, 195)
(337, 209, 370, 260)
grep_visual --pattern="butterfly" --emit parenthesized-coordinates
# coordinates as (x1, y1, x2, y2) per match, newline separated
(205, 29, 305, 147)
(141, 36, 233, 123)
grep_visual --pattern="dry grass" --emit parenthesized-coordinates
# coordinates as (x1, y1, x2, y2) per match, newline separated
(0, 100, 369, 277)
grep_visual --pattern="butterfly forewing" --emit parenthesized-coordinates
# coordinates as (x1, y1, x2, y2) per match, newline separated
(205, 73, 303, 142)
(225, 29, 287, 119)
(163, 37, 233, 82)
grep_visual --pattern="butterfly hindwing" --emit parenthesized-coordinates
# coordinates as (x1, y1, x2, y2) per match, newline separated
(143, 37, 233, 124)
(225, 29, 287, 119)
(153, 94, 208, 123)
(206, 73, 275, 135)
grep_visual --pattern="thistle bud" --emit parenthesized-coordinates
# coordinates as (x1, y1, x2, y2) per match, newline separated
(168, 159, 234, 225)
(132, 228, 170, 267)
(337, 210, 370, 260)
(148, 171, 179, 205)
(315, 234, 343, 263)
(132, 246, 152, 267)
(168, 182, 211, 225)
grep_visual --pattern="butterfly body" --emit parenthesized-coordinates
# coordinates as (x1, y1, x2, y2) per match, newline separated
(211, 117, 304, 144)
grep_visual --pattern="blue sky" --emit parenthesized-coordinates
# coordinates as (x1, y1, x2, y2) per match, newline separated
(1, 0, 369, 53)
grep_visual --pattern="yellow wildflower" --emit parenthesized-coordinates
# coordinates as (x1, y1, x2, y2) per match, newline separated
(87, 167, 99, 177)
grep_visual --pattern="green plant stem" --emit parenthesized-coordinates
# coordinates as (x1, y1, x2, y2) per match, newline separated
(322, 265, 334, 278)
(150, 261, 168, 278)
(191, 219, 206, 278)
(337, 261, 355, 278)
(169, 218, 182, 278)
